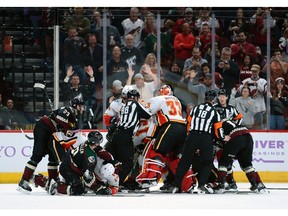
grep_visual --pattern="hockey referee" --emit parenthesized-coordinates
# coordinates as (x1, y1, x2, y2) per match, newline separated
(110, 89, 151, 186)
(171, 90, 230, 194)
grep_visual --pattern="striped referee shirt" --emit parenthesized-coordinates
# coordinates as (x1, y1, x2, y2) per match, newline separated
(213, 103, 243, 125)
(187, 102, 225, 140)
(119, 100, 151, 132)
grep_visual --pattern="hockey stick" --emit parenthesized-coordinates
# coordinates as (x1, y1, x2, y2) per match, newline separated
(34, 82, 54, 111)
(20, 128, 34, 140)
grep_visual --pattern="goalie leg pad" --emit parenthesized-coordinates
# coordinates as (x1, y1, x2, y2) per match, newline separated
(136, 140, 166, 185)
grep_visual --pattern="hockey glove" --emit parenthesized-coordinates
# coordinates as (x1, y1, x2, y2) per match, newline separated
(94, 183, 112, 195)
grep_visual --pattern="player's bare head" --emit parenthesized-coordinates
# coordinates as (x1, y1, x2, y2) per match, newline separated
(204, 90, 217, 103)
(217, 89, 228, 105)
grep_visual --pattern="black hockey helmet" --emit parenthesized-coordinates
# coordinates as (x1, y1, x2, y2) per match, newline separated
(205, 90, 217, 102)
(218, 89, 227, 96)
(70, 96, 85, 109)
(55, 107, 78, 131)
(87, 130, 103, 145)
(127, 89, 140, 99)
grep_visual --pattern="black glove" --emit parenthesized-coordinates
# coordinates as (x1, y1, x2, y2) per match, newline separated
(136, 144, 145, 154)
(93, 183, 112, 195)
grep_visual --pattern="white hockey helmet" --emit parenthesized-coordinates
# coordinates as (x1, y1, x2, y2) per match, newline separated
(121, 85, 133, 98)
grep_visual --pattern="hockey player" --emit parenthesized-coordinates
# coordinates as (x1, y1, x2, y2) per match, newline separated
(70, 95, 85, 129)
(48, 130, 120, 195)
(103, 85, 132, 145)
(136, 85, 194, 192)
(214, 119, 268, 194)
(17, 106, 78, 193)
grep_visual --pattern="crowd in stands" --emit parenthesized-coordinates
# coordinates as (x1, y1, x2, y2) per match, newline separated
(1, 6, 288, 130)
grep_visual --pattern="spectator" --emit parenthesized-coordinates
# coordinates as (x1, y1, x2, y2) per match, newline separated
(126, 66, 160, 104)
(230, 31, 257, 67)
(194, 7, 220, 35)
(174, 68, 198, 107)
(24, 8, 42, 46)
(0, 93, 7, 129)
(167, 7, 186, 22)
(278, 27, 288, 62)
(107, 80, 124, 105)
(200, 63, 224, 89)
(163, 61, 183, 88)
(240, 64, 267, 129)
(215, 47, 240, 96)
(83, 33, 103, 84)
(172, 7, 195, 37)
(121, 34, 144, 73)
(187, 73, 219, 105)
(141, 12, 155, 41)
(197, 23, 219, 56)
(3, 98, 26, 130)
(144, 25, 172, 67)
(230, 86, 258, 129)
(41, 7, 56, 58)
(90, 11, 103, 32)
(239, 54, 254, 84)
(254, 46, 267, 71)
(269, 77, 288, 130)
(107, 46, 129, 89)
(173, 23, 195, 69)
(161, 18, 175, 46)
(94, 15, 121, 60)
(121, 7, 144, 49)
(63, 27, 87, 85)
(228, 8, 250, 43)
(262, 49, 288, 94)
(183, 46, 208, 84)
(203, 41, 221, 65)
(139, 53, 163, 83)
(250, 7, 276, 55)
(64, 7, 91, 38)
(184, 102, 194, 119)
(62, 66, 96, 129)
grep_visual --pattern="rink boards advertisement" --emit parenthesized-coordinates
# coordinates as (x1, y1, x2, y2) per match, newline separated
(0, 130, 288, 182)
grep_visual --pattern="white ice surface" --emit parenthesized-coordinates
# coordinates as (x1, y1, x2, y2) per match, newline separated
(1, 183, 288, 215)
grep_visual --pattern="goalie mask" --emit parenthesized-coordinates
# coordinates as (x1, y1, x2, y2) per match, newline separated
(158, 84, 173, 96)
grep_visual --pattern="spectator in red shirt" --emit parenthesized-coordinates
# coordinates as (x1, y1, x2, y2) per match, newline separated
(230, 31, 257, 66)
(239, 54, 254, 84)
(198, 23, 219, 57)
(173, 22, 195, 69)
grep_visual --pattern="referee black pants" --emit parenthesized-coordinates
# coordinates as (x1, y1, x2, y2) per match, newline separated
(173, 131, 214, 188)
(111, 129, 134, 185)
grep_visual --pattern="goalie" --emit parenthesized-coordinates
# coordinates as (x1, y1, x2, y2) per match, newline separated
(48, 130, 120, 196)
